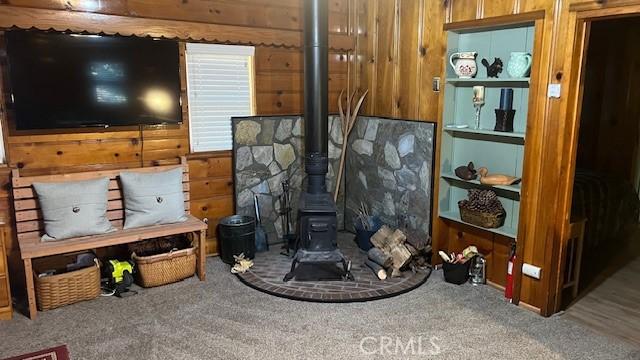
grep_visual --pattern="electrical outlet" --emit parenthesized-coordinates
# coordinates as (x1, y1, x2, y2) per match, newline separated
(522, 263, 542, 279)
(547, 84, 561, 98)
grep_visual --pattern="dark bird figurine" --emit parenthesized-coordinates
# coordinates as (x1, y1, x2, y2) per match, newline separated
(455, 162, 478, 181)
(481, 58, 503, 78)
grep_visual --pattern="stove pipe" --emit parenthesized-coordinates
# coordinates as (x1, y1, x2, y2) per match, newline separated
(303, 0, 329, 194)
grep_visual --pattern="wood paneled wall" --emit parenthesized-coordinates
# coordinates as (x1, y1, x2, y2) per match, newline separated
(355, 0, 446, 121)
(0, 0, 354, 297)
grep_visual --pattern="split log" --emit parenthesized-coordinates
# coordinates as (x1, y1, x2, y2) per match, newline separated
(365, 259, 387, 280)
(388, 229, 407, 246)
(405, 243, 419, 257)
(423, 245, 432, 254)
(390, 244, 412, 269)
(370, 225, 393, 250)
(390, 268, 402, 278)
(414, 256, 427, 267)
(367, 248, 393, 268)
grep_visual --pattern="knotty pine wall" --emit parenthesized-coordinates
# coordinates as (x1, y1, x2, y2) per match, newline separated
(353, 0, 446, 121)
(0, 0, 354, 293)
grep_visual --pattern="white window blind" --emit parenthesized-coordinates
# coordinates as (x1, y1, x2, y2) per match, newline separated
(186, 43, 255, 152)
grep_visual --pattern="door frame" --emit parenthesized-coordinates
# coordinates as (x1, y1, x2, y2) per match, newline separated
(551, 3, 640, 313)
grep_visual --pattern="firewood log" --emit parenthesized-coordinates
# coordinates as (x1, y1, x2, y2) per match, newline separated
(388, 229, 407, 246)
(370, 225, 393, 250)
(368, 248, 393, 268)
(414, 256, 427, 267)
(390, 268, 402, 278)
(405, 243, 418, 257)
(390, 244, 412, 269)
(365, 259, 387, 280)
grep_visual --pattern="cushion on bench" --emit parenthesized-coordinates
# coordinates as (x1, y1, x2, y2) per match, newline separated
(33, 177, 115, 241)
(120, 168, 188, 229)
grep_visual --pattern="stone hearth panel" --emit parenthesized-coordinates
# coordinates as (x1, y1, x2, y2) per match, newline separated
(232, 116, 345, 243)
(344, 116, 435, 242)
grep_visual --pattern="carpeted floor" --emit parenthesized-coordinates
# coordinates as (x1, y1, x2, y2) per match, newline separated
(1, 257, 638, 360)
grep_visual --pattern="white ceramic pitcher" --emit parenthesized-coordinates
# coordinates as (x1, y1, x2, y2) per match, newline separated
(449, 51, 478, 78)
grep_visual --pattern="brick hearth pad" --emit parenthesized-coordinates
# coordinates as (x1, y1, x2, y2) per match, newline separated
(236, 232, 431, 302)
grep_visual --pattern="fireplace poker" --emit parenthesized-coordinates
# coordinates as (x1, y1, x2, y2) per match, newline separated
(279, 179, 295, 256)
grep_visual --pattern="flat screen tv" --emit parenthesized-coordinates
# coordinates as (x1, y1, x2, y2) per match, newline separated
(6, 31, 182, 130)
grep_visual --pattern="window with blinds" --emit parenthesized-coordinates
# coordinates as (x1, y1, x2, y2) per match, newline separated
(186, 43, 255, 152)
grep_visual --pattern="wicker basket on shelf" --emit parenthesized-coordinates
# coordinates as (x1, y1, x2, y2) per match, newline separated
(132, 247, 196, 288)
(458, 189, 506, 229)
(34, 259, 101, 311)
(459, 204, 506, 228)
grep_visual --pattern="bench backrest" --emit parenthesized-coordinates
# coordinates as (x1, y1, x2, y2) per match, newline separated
(12, 157, 190, 241)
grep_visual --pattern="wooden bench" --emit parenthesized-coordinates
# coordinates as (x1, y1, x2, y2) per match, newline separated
(12, 156, 207, 319)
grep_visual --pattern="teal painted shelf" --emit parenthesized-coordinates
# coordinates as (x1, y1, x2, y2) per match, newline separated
(440, 210, 518, 239)
(446, 77, 530, 87)
(438, 23, 535, 241)
(440, 172, 521, 194)
(444, 126, 526, 140)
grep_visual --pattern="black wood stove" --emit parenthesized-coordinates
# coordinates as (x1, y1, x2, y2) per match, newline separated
(283, 0, 353, 282)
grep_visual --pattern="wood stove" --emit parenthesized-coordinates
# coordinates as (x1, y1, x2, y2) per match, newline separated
(283, 0, 352, 282)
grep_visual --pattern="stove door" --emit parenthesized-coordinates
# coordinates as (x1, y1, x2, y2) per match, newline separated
(300, 215, 337, 252)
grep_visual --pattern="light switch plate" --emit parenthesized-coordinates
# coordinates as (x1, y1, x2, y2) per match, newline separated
(522, 263, 542, 279)
(548, 84, 561, 98)
(433, 77, 441, 92)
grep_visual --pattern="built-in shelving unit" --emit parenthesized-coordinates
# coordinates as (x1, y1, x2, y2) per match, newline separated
(438, 23, 535, 240)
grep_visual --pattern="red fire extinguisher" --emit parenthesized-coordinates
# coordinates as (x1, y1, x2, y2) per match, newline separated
(505, 244, 516, 302)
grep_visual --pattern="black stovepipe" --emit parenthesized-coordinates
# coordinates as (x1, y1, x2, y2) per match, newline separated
(303, 0, 329, 195)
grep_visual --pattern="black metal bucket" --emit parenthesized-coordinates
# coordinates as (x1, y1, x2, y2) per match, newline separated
(442, 261, 471, 285)
(218, 215, 256, 265)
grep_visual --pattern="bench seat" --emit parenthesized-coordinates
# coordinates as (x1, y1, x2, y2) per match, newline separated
(12, 157, 208, 320)
(19, 214, 207, 260)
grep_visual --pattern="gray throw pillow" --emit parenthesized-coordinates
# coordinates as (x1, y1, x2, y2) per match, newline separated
(120, 168, 187, 229)
(33, 177, 115, 241)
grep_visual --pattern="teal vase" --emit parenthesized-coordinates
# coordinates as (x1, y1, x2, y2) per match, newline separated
(506, 52, 532, 78)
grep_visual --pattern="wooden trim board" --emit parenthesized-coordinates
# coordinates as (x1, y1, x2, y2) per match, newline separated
(0, 6, 354, 51)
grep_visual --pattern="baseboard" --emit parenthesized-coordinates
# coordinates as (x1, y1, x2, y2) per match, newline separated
(0, 306, 12, 320)
(518, 301, 541, 314)
(487, 280, 506, 292)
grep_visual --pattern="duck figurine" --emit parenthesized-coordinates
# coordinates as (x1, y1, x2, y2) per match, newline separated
(477, 167, 521, 186)
(455, 162, 477, 180)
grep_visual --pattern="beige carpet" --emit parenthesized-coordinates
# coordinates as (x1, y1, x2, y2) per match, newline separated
(0, 251, 638, 359)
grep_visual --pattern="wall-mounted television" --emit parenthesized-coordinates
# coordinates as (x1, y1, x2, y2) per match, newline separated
(5, 30, 182, 130)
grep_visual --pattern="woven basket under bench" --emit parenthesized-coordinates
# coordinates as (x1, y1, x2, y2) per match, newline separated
(132, 247, 196, 288)
(34, 258, 100, 311)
